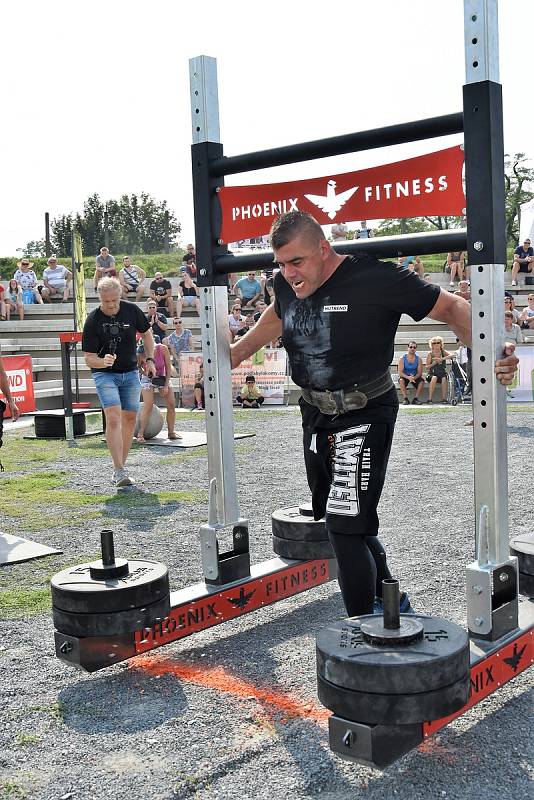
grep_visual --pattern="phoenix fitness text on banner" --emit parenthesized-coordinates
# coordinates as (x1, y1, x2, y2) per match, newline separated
(218, 146, 465, 243)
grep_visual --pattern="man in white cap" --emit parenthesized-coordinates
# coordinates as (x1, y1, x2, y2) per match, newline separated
(42, 256, 72, 303)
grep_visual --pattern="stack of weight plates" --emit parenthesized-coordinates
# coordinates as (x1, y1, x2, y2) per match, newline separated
(272, 502, 334, 560)
(316, 615, 470, 724)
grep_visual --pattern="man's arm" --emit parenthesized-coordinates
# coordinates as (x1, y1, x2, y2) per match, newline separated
(427, 287, 518, 384)
(0, 355, 19, 420)
(140, 329, 156, 377)
(85, 351, 115, 369)
(118, 270, 127, 288)
(397, 356, 408, 379)
(230, 304, 282, 368)
(245, 291, 261, 307)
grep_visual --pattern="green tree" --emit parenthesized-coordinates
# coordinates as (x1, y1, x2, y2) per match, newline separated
(50, 193, 181, 257)
(16, 239, 47, 258)
(504, 153, 534, 245)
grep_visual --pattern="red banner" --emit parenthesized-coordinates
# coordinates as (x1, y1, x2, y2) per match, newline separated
(0, 355, 36, 416)
(218, 146, 465, 243)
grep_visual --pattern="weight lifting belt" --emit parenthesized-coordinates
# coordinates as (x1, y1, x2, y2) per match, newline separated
(300, 371, 393, 415)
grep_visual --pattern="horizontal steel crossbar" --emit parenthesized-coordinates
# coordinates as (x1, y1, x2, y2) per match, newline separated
(214, 229, 468, 274)
(210, 113, 463, 177)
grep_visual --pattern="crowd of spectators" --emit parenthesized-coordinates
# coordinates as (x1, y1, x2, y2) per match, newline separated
(3, 238, 532, 414)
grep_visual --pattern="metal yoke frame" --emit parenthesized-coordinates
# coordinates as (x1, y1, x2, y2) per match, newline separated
(53, 3, 533, 761)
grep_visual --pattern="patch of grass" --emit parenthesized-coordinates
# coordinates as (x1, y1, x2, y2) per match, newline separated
(0, 588, 51, 616)
(14, 733, 40, 746)
(0, 437, 64, 470)
(157, 445, 208, 465)
(403, 407, 457, 414)
(27, 702, 64, 722)
(0, 781, 27, 799)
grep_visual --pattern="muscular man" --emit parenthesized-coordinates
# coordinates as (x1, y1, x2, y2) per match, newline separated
(231, 211, 517, 617)
(82, 277, 156, 487)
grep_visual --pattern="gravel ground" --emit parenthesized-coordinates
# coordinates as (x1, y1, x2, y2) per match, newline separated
(0, 405, 533, 800)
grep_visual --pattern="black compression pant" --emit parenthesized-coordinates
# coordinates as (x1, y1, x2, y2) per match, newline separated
(328, 532, 392, 616)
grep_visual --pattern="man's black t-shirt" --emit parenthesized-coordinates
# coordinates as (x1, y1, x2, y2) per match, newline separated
(274, 255, 440, 427)
(82, 301, 150, 373)
(150, 279, 171, 299)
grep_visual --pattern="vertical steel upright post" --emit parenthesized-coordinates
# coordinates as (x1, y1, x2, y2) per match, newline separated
(189, 57, 250, 584)
(463, 0, 518, 640)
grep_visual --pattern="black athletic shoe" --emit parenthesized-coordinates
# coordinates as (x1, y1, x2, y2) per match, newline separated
(403, 398, 410, 405)
(412, 398, 420, 405)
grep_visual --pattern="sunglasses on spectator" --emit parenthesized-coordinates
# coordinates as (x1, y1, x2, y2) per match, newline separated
(21, 262, 29, 266)
(174, 320, 183, 324)
(408, 345, 417, 349)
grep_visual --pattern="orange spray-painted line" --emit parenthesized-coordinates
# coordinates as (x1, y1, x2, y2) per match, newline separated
(134, 655, 330, 724)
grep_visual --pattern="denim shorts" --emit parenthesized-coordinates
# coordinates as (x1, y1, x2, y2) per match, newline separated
(93, 370, 141, 411)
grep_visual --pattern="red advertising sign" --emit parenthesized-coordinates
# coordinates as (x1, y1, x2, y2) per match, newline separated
(218, 146, 465, 243)
(134, 559, 331, 654)
(0, 355, 35, 416)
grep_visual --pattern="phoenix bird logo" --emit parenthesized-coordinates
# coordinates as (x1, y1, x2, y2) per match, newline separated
(226, 587, 256, 610)
(503, 642, 527, 672)
(304, 180, 359, 220)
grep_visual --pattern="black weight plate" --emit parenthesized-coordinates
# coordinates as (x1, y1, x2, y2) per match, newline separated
(51, 560, 169, 614)
(317, 615, 469, 695)
(53, 594, 170, 637)
(510, 533, 534, 575)
(272, 506, 327, 542)
(519, 571, 534, 598)
(317, 671, 470, 725)
(272, 534, 334, 560)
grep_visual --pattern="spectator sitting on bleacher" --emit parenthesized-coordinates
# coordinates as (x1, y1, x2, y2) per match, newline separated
(146, 299, 171, 341)
(511, 238, 533, 286)
(13, 259, 43, 304)
(177, 268, 200, 317)
(454, 279, 471, 301)
(5, 280, 24, 320)
(0, 281, 6, 320)
(150, 271, 174, 317)
(182, 244, 196, 270)
(253, 300, 268, 322)
(164, 318, 194, 365)
(504, 294, 521, 324)
(41, 256, 72, 303)
(236, 374, 265, 408)
(398, 254, 424, 277)
(397, 341, 424, 405)
(119, 256, 146, 302)
(425, 335, 452, 404)
(193, 363, 204, 410)
(136, 339, 180, 441)
(504, 310, 524, 344)
(235, 313, 256, 338)
(447, 252, 465, 286)
(94, 247, 116, 289)
(228, 304, 246, 342)
(519, 292, 534, 332)
(234, 271, 262, 308)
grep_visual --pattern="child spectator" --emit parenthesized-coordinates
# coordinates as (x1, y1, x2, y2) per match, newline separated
(5, 280, 24, 320)
(236, 374, 264, 408)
